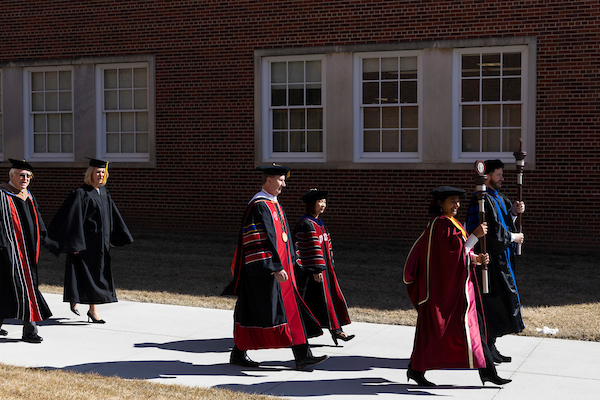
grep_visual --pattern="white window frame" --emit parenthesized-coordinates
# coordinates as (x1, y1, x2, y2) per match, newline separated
(23, 66, 75, 161)
(452, 45, 530, 163)
(261, 54, 326, 163)
(353, 50, 423, 163)
(95, 62, 150, 162)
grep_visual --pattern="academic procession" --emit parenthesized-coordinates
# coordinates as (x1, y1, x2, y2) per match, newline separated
(0, 153, 543, 397)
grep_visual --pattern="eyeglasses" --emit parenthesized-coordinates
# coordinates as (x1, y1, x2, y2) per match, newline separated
(19, 173, 33, 179)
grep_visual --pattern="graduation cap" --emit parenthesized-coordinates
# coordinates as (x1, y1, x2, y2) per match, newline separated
(257, 164, 291, 178)
(302, 188, 328, 204)
(86, 157, 109, 168)
(430, 186, 466, 199)
(8, 159, 34, 173)
(484, 159, 504, 174)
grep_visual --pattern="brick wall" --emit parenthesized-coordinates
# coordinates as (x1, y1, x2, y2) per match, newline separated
(1, 0, 599, 252)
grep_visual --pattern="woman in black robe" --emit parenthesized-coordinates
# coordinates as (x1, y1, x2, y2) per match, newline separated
(46, 159, 133, 323)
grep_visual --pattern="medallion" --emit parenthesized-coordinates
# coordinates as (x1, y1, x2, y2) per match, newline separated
(282, 232, 288, 242)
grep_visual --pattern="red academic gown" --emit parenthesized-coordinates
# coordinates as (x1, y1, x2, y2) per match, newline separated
(224, 195, 323, 351)
(294, 215, 351, 331)
(403, 215, 486, 371)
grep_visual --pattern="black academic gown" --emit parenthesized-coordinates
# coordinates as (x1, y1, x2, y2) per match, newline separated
(0, 184, 52, 322)
(46, 184, 133, 304)
(223, 196, 323, 351)
(466, 191, 524, 339)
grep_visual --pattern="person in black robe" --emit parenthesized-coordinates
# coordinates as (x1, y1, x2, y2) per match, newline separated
(0, 159, 52, 343)
(46, 158, 133, 323)
(223, 164, 327, 370)
(294, 189, 354, 346)
(466, 159, 525, 364)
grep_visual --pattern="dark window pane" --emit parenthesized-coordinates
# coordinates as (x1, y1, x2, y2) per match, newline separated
(381, 57, 398, 80)
(399, 57, 417, 79)
(462, 129, 480, 152)
(273, 110, 288, 130)
(502, 78, 521, 101)
(482, 105, 501, 127)
(401, 130, 418, 152)
(462, 105, 480, 127)
(462, 79, 479, 102)
(307, 130, 323, 152)
(290, 109, 305, 129)
(363, 82, 379, 104)
(271, 62, 286, 83)
(364, 107, 380, 129)
(401, 106, 418, 128)
(482, 129, 501, 152)
(289, 85, 304, 106)
(306, 84, 321, 105)
(288, 62, 304, 83)
(290, 131, 305, 152)
(462, 54, 480, 77)
(482, 78, 500, 101)
(382, 130, 399, 152)
(364, 130, 380, 152)
(503, 53, 521, 76)
(273, 131, 288, 152)
(400, 81, 417, 103)
(503, 104, 521, 127)
(482, 53, 501, 76)
(271, 85, 286, 106)
(382, 107, 399, 128)
(381, 81, 398, 104)
(307, 108, 323, 129)
(503, 128, 521, 152)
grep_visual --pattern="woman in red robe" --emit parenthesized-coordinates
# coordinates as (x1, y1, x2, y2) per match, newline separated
(403, 186, 511, 387)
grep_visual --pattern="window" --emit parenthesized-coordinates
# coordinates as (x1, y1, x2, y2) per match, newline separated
(24, 67, 74, 160)
(262, 56, 324, 161)
(354, 51, 421, 162)
(96, 63, 149, 161)
(454, 46, 528, 162)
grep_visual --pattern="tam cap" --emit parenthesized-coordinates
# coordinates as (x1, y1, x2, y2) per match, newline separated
(257, 164, 291, 178)
(8, 159, 34, 173)
(86, 157, 109, 168)
(484, 159, 504, 174)
(302, 188, 328, 204)
(430, 186, 466, 199)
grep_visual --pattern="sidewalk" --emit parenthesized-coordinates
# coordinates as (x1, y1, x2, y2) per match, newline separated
(1, 293, 599, 399)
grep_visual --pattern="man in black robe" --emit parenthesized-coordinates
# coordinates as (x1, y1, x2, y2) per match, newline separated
(466, 159, 525, 363)
(0, 159, 52, 343)
(224, 164, 327, 370)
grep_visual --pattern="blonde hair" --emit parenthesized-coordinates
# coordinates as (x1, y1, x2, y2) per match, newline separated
(84, 166, 108, 186)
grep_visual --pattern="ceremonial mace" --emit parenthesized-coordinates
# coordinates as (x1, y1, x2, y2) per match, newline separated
(513, 139, 527, 256)
(474, 160, 489, 294)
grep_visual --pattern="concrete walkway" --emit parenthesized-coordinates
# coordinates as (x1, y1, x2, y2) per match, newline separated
(1, 293, 598, 399)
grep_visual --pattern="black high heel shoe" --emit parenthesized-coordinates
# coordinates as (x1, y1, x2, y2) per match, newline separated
(70, 303, 80, 316)
(407, 366, 436, 387)
(331, 330, 355, 346)
(479, 370, 512, 386)
(87, 311, 106, 324)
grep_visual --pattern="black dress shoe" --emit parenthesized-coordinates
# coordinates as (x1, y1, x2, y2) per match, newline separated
(70, 303, 80, 316)
(87, 311, 106, 324)
(0, 329, 7, 336)
(491, 346, 512, 363)
(407, 366, 436, 386)
(331, 330, 356, 346)
(230, 347, 260, 368)
(479, 370, 512, 385)
(22, 333, 43, 343)
(295, 354, 329, 370)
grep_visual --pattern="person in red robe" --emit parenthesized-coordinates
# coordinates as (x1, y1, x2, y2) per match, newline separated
(223, 165, 328, 370)
(403, 186, 511, 386)
(294, 189, 354, 345)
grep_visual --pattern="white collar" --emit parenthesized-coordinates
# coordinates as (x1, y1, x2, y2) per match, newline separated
(250, 189, 277, 204)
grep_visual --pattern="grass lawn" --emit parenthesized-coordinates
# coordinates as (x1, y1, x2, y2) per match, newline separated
(2, 229, 596, 399)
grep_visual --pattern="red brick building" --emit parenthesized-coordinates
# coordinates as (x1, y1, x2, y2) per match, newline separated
(0, 1, 598, 251)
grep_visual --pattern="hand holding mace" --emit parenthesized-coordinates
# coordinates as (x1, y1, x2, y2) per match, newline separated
(513, 139, 527, 256)
(474, 160, 489, 294)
